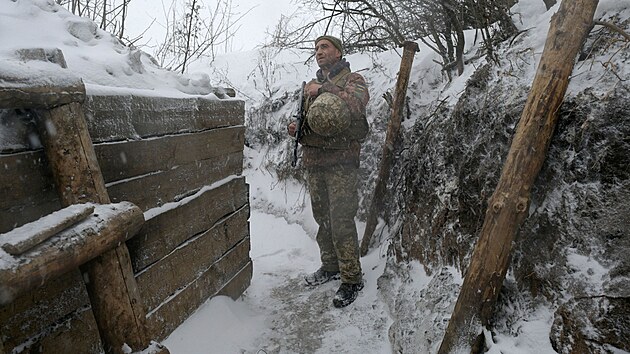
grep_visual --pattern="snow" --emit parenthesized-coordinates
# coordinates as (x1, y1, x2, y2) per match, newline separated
(1, 0, 629, 352)
(0, 0, 225, 99)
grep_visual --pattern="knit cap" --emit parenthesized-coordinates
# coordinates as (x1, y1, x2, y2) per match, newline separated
(315, 35, 343, 55)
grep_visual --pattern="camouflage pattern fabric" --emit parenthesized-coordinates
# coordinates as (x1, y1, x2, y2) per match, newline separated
(300, 58, 370, 158)
(307, 164, 363, 284)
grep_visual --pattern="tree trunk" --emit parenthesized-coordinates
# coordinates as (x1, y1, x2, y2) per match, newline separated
(35, 102, 155, 354)
(437, 1, 599, 353)
(360, 41, 419, 256)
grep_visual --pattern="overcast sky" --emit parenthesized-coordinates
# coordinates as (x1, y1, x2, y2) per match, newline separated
(125, 0, 303, 53)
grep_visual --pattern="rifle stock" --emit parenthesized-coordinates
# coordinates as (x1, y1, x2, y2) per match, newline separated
(292, 81, 307, 167)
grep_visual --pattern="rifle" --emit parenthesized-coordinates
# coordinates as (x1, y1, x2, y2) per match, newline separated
(292, 81, 307, 167)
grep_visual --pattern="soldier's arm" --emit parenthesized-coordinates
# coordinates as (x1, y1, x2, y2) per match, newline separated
(319, 73, 369, 117)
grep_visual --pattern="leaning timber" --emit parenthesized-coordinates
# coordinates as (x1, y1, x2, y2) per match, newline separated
(437, 1, 600, 353)
(361, 41, 419, 256)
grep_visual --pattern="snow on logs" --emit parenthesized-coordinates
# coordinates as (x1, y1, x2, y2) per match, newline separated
(0, 48, 85, 109)
(0, 202, 144, 306)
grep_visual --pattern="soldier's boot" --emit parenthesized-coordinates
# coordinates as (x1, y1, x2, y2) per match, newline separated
(332, 281, 364, 308)
(305, 267, 340, 286)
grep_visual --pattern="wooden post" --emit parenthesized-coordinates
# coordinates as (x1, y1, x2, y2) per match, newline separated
(35, 102, 154, 354)
(360, 41, 419, 256)
(437, 1, 599, 353)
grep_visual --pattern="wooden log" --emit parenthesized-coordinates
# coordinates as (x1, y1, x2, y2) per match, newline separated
(1, 204, 94, 255)
(0, 202, 143, 305)
(128, 176, 248, 272)
(437, 1, 599, 353)
(137, 206, 249, 311)
(95, 126, 245, 183)
(83, 95, 245, 143)
(35, 102, 152, 353)
(106, 151, 243, 211)
(360, 41, 419, 256)
(0, 269, 99, 352)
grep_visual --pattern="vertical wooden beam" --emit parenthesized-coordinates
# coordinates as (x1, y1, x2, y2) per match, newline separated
(35, 102, 153, 354)
(437, 1, 599, 353)
(360, 41, 419, 256)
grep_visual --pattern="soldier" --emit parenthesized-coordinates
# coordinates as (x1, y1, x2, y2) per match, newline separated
(288, 35, 370, 308)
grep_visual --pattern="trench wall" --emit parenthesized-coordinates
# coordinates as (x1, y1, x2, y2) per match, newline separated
(0, 94, 250, 352)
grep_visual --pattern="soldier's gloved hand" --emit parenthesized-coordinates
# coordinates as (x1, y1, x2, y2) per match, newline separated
(287, 121, 297, 137)
(305, 82, 322, 97)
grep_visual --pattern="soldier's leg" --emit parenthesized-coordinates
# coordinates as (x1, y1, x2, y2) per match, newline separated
(307, 169, 339, 272)
(327, 166, 362, 284)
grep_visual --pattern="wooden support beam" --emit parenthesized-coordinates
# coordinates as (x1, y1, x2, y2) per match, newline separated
(437, 1, 599, 353)
(0, 202, 143, 305)
(360, 41, 419, 256)
(35, 101, 158, 354)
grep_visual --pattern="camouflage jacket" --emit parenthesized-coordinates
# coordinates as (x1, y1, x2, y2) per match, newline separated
(300, 59, 370, 168)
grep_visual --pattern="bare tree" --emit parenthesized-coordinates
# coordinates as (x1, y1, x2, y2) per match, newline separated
(272, 0, 517, 77)
(153, 0, 251, 73)
(56, 0, 132, 42)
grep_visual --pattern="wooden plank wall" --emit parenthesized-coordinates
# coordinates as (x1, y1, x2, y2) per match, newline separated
(0, 94, 250, 351)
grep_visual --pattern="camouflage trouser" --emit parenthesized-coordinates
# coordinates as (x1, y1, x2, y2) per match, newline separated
(306, 164, 362, 284)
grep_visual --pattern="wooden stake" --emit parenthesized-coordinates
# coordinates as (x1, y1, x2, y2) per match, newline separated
(360, 41, 419, 256)
(437, 1, 599, 353)
(35, 102, 155, 354)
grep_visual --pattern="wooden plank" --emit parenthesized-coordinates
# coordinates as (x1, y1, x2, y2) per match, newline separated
(84, 95, 244, 143)
(0, 84, 85, 110)
(146, 240, 252, 340)
(217, 259, 253, 300)
(131, 97, 244, 137)
(0, 150, 61, 233)
(128, 177, 249, 272)
(137, 206, 249, 311)
(1, 204, 94, 255)
(106, 151, 244, 211)
(0, 199, 61, 235)
(0, 151, 57, 211)
(29, 308, 103, 354)
(0, 202, 144, 305)
(0, 108, 38, 154)
(95, 126, 245, 183)
(0, 270, 90, 350)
